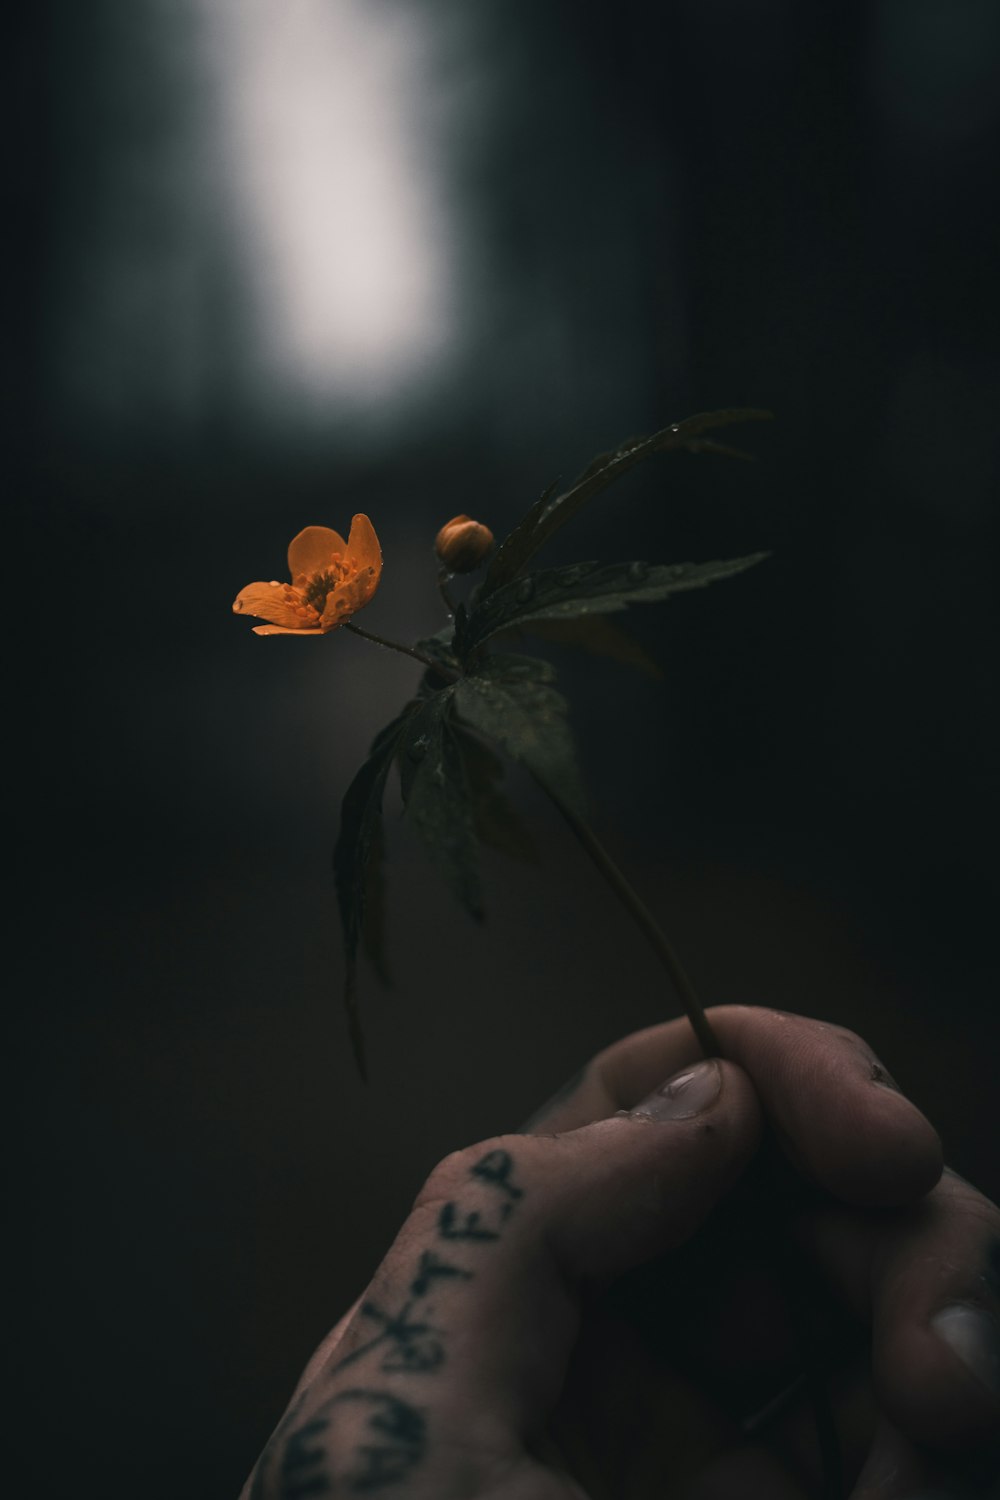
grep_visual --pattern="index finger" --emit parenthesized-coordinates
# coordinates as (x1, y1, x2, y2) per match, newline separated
(521, 1005, 943, 1207)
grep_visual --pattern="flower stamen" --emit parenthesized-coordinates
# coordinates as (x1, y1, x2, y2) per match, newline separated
(304, 564, 352, 612)
(232, 515, 382, 636)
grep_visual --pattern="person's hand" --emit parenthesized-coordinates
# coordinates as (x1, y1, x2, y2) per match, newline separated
(240, 1008, 1000, 1498)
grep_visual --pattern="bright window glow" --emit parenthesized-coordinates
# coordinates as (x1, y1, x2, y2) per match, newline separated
(206, 0, 455, 411)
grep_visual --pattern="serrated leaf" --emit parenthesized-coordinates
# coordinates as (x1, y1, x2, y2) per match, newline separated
(467, 553, 769, 649)
(456, 729, 538, 863)
(398, 689, 484, 921)
(452, 599, 472, 662)
(499, 614, 663, 680)
(473, 480, 561, 608)
(413, 627, 461, 677)
(479, 407, 772, 600)
(333, 708, 414, 1080)
(573, 434, 646, 486)
(453, 655, 587, 817)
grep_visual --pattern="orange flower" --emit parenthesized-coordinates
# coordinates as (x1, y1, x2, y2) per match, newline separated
(434, 514, 494, 573)
(233, 515, 382, 636)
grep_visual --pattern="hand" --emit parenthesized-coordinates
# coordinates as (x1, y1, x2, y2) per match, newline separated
(240, 1008, 1000, 1498)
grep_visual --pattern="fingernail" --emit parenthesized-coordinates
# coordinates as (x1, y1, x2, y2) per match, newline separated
(855, 1420, 907, 1487)
(930, 1303, 1000, 1400)
(629, 1059, 723, 1121)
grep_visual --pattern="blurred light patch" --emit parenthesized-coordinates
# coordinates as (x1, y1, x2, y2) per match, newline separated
(206, 0, 456, 417)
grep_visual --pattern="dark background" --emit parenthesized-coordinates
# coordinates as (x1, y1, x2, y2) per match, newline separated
(11, 2, 1000, 1494)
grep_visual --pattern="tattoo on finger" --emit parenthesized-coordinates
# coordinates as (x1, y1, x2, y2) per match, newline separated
(264, 1149, 527, 1495)
(275, 1389, 427, 1497)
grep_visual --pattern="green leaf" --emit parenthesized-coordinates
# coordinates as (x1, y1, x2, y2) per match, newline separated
(452, 600, 472, 663)
(333, 708, 414, 1080)
(456, 730, 538, 863)
(453, 655, 587, 817)
(398, 689, 485, 921)
(413, 627, 461, 677)
(467, 553, 769, 649)
(498, 614, 663, 680)
(479, 407, 772, 600)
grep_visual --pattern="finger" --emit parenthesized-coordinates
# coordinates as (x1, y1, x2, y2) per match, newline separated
(365, 1058, 758, 1415)
(260, 1059, 762, 1497)
(524, 1006, 943, 1207)
(850, 1417, 980, 1499)
(802, 1171, 1000, 1462)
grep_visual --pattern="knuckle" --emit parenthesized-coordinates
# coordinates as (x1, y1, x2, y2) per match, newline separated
(414, 1149, 469, 1210)
(809, 1018, 883, 1069)
(831, 1023, 871, 1053)
(950, 1182, 1000, 1234)
(943, 1167, 1000, 1221)
(413, 1137, 509, 1211)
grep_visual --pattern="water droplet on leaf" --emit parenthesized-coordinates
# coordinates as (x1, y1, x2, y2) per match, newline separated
(515, 578, 535, 603)
(408, 735, 430, 762)
(627, 562, 649, 583)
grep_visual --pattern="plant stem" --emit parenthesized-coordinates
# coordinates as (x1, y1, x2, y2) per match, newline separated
(437, 568, 458, 616)
(344, 621, 448, 675)
(537, 777, 719, 1058)
(543, 779, 841, 1494)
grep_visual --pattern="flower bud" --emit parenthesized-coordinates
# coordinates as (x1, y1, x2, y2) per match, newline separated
(434, 515, 494, 573)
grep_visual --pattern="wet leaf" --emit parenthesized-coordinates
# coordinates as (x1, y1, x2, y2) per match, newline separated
(333, 708, 415, 1080)
(413, 628, 461, 678)
(452, 599, 472, 662)
(398, 689, 485, 922)
(498, 614, 663, 680)
(467, 553, 769, 649)
(479, 408, 772, 600)
(456, 730, 538, 863)
(454, 655, 587, 817)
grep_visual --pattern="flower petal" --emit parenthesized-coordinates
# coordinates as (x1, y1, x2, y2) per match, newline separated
(345, 514, 382, 578)
(320, 572, 375, 629)
(252, 624, 326, 636)
(233, 581, 320, 628)
(287, 526, 348, 582)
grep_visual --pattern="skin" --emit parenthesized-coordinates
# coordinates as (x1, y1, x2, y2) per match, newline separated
(240, 1007, 1000, 1498)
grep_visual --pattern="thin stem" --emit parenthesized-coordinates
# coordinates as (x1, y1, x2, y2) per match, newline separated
(344, 621, 453, 677)
(536, 776, 719, 1058)
(541, 778, 841, 1493)
(437, 568, 458, 617)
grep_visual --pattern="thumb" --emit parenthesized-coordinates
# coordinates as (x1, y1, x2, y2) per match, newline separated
(325, 1060, 762, 1450)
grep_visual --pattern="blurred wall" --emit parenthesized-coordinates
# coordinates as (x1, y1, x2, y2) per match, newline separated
(13, 2, 1000, 1494)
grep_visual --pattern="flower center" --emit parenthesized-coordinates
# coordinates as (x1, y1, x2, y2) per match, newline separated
(303, 560, 353, 612)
